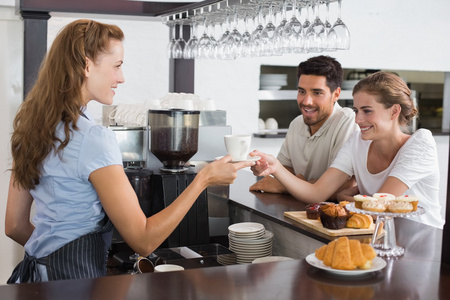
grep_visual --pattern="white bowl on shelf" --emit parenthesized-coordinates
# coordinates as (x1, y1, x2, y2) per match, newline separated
(260, 85, 283, 90)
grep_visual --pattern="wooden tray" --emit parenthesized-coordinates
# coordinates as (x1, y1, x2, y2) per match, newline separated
(284, 211, 381, 237)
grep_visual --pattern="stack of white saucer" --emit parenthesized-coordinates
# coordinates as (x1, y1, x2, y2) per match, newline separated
(228, 222, 273, 264)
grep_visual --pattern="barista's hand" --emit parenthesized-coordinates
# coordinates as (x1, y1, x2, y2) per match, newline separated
(201, 155, 255, 186)
(249, 150, 281, 177)
(249, 176, 288, 194)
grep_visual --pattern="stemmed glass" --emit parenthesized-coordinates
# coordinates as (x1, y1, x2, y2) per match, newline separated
(305, 0, 325, 53)
(301, 1, 311, 37)
(273, 0, 288, 56)
(208, 20, 219, 58)
(323, 0, 336, 52)
(329, 0, 350, 50)
(251, 4, 265, 57)
(217, 12, 233, 60)
(282, 0, 302, 54)
(173, 18, 186, 59)
(183, 19, 199, 59)
(241, 12, 253, 57)
(228, 9, 243, 59)
(197, 17, 213, 58)
(260, 1, 277, 57)
(167, 18, 180, 59)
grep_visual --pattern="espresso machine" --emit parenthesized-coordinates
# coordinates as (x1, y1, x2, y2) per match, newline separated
(106, 107, 231, 251)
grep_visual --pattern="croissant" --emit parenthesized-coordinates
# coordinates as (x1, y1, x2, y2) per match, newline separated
(315, 237, 376, 270)
(346, 214, 373, 229)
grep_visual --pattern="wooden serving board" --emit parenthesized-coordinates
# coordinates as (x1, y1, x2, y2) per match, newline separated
(284, 211, 379, 237)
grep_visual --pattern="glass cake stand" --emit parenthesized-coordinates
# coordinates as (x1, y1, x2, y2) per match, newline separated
(346, 202, 425, 257)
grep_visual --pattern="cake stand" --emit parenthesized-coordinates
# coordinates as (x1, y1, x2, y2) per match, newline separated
(346, 202, 425, 257)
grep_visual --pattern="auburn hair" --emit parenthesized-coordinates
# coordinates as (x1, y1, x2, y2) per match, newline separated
(11, 19, 124, 190)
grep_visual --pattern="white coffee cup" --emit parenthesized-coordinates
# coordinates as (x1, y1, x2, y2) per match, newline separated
(154, 264, 185, 272)
(224, 135, 252, 161)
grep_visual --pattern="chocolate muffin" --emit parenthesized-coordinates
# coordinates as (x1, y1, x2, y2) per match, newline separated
(319, 204, 350, 230)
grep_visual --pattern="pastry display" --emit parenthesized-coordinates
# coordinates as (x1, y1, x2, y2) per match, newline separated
(353, 195, 377, 209)
(346, 213, 373, 229)
(388, 202, 413, 213)
(319, 204, 350, 230)
(352, 193, 420, 213)
(395, 195, 419, 211)
(362, 201, 387, 212)
(315, 237, 376, 270)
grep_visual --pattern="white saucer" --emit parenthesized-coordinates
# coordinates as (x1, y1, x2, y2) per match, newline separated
(215, 156, 261, 163)
(252, 256, 294, 264)
(229, 222, 265, 234)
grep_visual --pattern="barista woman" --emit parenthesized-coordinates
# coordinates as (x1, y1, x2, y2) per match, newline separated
(251, 71, 443, 229)
(5, 19, 254, 283)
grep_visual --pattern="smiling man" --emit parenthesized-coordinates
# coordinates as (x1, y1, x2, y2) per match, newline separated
(250, 56, 359, 199)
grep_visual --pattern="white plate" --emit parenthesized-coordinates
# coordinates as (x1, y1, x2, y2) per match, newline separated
(252, 256, 294, 264)
(215, 156, 261, 163)
(231, 247, 272, 254)
(229, 243, 272, 250)
(229, 230, 265, 238)
(228, 222, 265, 234)
(305, 253, 386, 276)
(229, 231, 273, 243)
(229, 233, 265, 241)
(229, 240, 272, 246)
(260, 85, 282, 90)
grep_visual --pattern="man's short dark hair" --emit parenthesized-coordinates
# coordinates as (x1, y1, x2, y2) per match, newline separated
(297, 56, 343, 92)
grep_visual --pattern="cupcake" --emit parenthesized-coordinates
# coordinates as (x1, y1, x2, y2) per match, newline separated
(362, 201, 387, 213)
(353, 195, 377, 209)
(388, 202, 413, 214)
(395, 195, 419, 211)
(373, 193, 396, 203)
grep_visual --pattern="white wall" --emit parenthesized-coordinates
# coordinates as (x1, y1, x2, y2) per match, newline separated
(0, 5, 25, 283)
(0, 0, 450, 284)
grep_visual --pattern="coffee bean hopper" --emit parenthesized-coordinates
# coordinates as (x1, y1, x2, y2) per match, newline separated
(148, 109, 200, 172)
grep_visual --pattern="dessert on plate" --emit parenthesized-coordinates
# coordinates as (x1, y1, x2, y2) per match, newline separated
(353, 194, 377, 209)
(315, 237, 377, 270)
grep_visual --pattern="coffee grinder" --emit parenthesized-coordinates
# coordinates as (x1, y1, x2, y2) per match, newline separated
(147, 109, 209, 248)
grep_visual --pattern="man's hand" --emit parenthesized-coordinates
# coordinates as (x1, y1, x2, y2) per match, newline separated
(336, 185, 359, 202)
(249, 176, 288, 194)
(249, 173, 307, 194)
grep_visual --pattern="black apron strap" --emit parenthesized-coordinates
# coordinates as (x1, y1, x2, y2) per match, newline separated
(7, 253, 47, 284)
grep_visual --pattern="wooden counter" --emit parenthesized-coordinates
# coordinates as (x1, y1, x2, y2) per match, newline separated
(1, 170, 449, 299)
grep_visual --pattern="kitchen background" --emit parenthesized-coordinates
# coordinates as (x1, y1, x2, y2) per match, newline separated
(0, 0, 449, 283)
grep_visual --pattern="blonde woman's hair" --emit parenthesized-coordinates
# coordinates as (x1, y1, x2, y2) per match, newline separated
(11, 19, 124, 190)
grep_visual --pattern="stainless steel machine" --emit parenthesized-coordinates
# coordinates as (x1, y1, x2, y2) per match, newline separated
(106, 107, 231, 250)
